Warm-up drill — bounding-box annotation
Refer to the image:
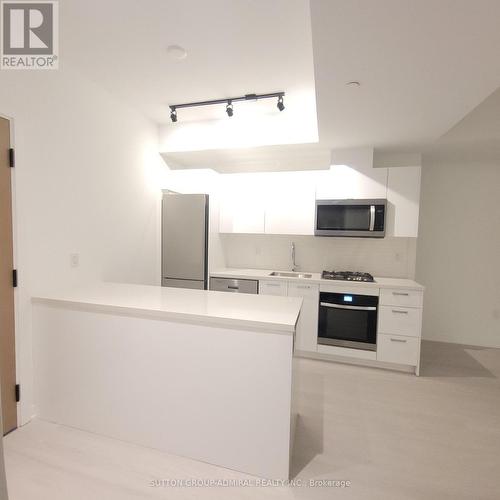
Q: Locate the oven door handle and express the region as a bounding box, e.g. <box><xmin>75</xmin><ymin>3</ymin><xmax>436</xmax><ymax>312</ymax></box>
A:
<box><xmin>320</xmin><ymin>302</ymin><xmax>377</xmax><ymax>311</ymax></box>
<box><xmin>369</xmin><ymin>205</ymin><xmax>375</xmax><ymax>231</ymax></box>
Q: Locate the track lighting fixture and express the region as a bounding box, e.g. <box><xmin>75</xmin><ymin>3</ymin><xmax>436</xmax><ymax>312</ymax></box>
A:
<box><xmin>168</xmin><ymin>91</ymin><xmax>285</xmax><ymax>122</ymax></box>
<box><xmin>277</xmin><ymin>95</ymin><xmax>285</xmax><ymax>112</ymax></box>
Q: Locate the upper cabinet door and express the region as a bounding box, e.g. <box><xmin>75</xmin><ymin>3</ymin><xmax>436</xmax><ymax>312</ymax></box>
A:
<box><xmin>219</xmin><ymin>193</ymin><xmax>265</xmax><ymax>233</ymax></box>
<box><xmin>315</xmin><ymin>165</ymin><xmax>388</xmax><ymax>200</ymax></box>
<box><xmin>219</xmin><ymin>175</ymin><xmax>266</xmax><ymax>233</ymax></box>
<box><xmin>386</xmin><ymin>167</ymin><xmax>421</xmax><ymax>237</ymax></box>
<box><xmin>264</xmin><ymin>173</ymin><xmax>315</xmax><ymax>235</ymax></box>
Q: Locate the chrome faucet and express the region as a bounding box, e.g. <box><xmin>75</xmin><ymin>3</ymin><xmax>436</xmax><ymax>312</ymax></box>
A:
<box><xmin>291</xmin><ymin>242</ymin><xmax>298</xmax><ymax>271</ymax></box>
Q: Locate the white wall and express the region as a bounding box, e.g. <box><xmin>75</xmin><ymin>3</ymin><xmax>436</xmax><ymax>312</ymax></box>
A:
<box><xmin>416</xmin><ymin>157</ymin><xmax>500</xmax><ymax>347</ymax></box>
<box><xmin>0</xmin><ymin>68</ymin><xmax>166</xmax><ymax>424</ymax></box>
<box><xmin>221</xmin><ymin>234</ymin><xmax>417</xmax><ymax>278</ymax></box>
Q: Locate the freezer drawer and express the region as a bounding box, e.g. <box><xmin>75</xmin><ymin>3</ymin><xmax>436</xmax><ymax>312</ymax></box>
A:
<box><xmin>210</xmin><ymin>277</ymin><xmax>259</xmax><ymax>294</ymax></box>
<box><xmin>162</xmin><ymin>278</ymin><xmax>205</xmax><ymax>290</ymax></box>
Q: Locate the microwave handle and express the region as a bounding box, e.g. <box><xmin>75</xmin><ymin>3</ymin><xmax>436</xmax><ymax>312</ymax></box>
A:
<box><xmin>369</xmin><ymin>205</ymin><xmax>375</xmax><ymax>231</ymax></box>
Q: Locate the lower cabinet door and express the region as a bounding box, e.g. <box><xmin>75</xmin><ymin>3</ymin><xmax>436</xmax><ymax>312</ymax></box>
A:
<box><xmin>288</xmin><ymin>282</ymin><xmax>319</xmax><ymax>353</ymax></box>
<box><xmin>259</xmin><ymin>280</ymin><xmax>288</xmax><ymax>296</ymax></box>
<box><xmin>377</xmin><ymin>333</ymin><xmax>419</xmax><ymax>366</ymax></box>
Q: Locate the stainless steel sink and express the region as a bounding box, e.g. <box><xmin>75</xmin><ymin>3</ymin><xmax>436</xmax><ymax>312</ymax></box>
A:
<box><xmin>269</xmin><ymin>271</ymin><xmax>312</xmax><ymax>279</ymax></box>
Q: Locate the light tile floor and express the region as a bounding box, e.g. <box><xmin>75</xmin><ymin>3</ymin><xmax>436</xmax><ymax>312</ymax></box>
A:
<box><xmin>4</xmin><ymin>340</ymin><xmax>500</xmax><ymax>500</ymax></box>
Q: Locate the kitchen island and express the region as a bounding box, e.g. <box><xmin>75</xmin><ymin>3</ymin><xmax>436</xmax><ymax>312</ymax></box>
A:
<box><xmin>32</xmin><ymin>283</ymin><xmax>302</xmax><ymax>480</ymax></box>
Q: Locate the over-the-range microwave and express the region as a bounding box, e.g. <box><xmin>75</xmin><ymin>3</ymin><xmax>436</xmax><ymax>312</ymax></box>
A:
<box><xmin>315</xmin><ymin>199</ymin><xmax>387</xmax><ymax>238</ymax></box>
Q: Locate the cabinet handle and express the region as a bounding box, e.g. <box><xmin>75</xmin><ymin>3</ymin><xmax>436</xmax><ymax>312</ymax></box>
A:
<box><xmin>227</xmin><ymin>286</ymin><xmax>239</xmax><ymax>290</ymax></box>
<box><xmin>266</xmin><ymin>283</ymin><xmax>281</xmax><ymax>287</ymax></box>
<box><xmin>390</xmin><ymin>338</ymin><xmax>407</xmax><ymax>343</ymax></box>
<box><xmin>392</xmin><ymin>292</ymin><xmax>409</xmax><ymax>296</ymax></box>
<box><xmin>296</xmin><ymin>285</ymin><xmax>311</xmax><ymax>289</ymax></box>
<box><xmin>392</xmin><ymin>309</ymin><xmax>409</xmax><ymax>314</ymax></box>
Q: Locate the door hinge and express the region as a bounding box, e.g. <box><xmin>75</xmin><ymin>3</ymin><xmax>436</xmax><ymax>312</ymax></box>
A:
<box><xmin>15</xmin><ymin>384</ymin><xmax>20</xmax><ymax>403</ymax></box>
<box><xmin>9</xmin><ymin>148</ymin><xmax>15</xmax><ymax>168</ymax></box>
<box><xmin>12</xmin><ymin>269</ymin><xmax>17</xmax><ymax>288</ymax></box>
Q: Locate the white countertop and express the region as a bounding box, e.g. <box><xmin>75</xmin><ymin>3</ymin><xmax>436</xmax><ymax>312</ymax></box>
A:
<box><xmin>210</xmin><ymin>268</ymin><xmax>424</xmax><ymax>291</ymax></box>
<box><xmin>32</xmin><ymin>282</ymin><xmax>303</xmax><ymax>334</ymax></box>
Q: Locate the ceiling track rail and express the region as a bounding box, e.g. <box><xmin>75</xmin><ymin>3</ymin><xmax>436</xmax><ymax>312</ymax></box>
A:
<box><xmin>169</xmin><ymin>92</ymin><xmax>285</xmax><ymax>111</ymax></box>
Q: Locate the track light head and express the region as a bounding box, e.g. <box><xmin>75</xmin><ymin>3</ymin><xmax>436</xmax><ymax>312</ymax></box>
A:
<box><xmin>277</xmin><ymin>95</ymin><xmax>285</xmax><ymax>112</ymax></box>
<box><xmin>226</xmin><ymin>101</ymin><xmax>233</xmax><ymax>117</ymax></box>
<box><xmin>170</xmin><ymin>108</ymin><xmax>177</xmax><ymax>122</ymax></box>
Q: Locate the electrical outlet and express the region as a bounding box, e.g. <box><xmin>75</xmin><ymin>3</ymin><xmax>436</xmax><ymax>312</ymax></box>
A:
<box><xmin>70</xmin><ymin>253</ymin><xmax>80</xmax><ymax>268</ymax></box>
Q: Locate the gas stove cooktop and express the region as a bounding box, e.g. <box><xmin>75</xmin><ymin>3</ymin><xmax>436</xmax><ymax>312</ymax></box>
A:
<box><xmin>321</xmin><ymin>270</ymin><xmax>375</xmax><ymax>282</ymax></box>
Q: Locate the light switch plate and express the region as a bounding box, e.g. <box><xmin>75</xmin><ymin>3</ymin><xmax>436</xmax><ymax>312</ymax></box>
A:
<box><xmin>70</xmin><ymin>253</ymin><xmax>80</xmax><ymax>268</ymax></box>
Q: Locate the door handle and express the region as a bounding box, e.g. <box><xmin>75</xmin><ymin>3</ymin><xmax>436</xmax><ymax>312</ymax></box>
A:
<box><xmin>320</xmin><ymin>302</ymin><xmax>377</xmax><ymax>311</ymax></box>
<box><xmin>369</xmin><ymin>205</ymin><xmax>375</xmax><ymax>231</ymax></box>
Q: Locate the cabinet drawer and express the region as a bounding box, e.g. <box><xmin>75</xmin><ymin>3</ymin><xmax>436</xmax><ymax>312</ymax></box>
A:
<box><xmin>259</xmin><ymin>280</ymin><xmax>287</xmax><ymax>296</ymax></box>
<box><xmin>288</xmin><ymin>282</ymin><xmax>319</xmax><ymax>298</ymax></box>
<box><xmin>378</xmin><ymin>306</ymin><xmax>422</xmax><ymax>337</ymax></box>
<box><xmin>380</xmin><ymin>288</ymin><xmax>423</xmax><ymax>308</ymax></box>
<box><xmin>377</xmin><ymin>334</ymin><xmax>419</xmax><ymax>366</ymax></box>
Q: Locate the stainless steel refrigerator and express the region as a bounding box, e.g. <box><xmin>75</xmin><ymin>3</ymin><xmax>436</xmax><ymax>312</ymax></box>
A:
<box><xmin>161</xmin><ymin>192</ymin><xmax>209</xmax><ymax>290</ymax></box>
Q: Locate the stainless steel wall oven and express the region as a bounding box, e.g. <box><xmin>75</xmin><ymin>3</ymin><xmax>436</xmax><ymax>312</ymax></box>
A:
<box><xmin>318</xmin><ymin>291</ymin><xmax>378</xmax><ymax>351</ymax></box>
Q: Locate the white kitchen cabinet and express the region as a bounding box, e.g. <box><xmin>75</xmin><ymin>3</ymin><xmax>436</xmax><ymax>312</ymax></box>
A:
<box><xmin>315</xmin><ymin>164</ymin><xmax>388</xmax><ymax>200</ymax></box>
<box><xmin>219</xmin><ymin>193</ymin><xmax>265</xmax><ymax>233</ymax></box>
<box><xmin>259</xmin><ymin>279</ymin><xmax>319</xmax><ymax>354</ymax></box>
<box><xmin>218</xmin><ymin>175</ymin><xmax>266</xmax><ymax>233</ymax></box>
<box><xmin>259</xmin><ymin>280</ymin><xmax>288</xmax><ymax>296</ymax></box>
<box><xmin>386</xmin><ymin>166</ymin><xmax>421</xmax><ymax>237</ymax></box>
<box><xmin>264</xmin><ymin>175</ymin><xmax>315</xmax><ymax>235</ymax></box>
<box><xmin>377</xmin><ymin>285</ymin><xmax>423</xmax><ymax>374</ymax></box>
<box><xmin>216</xmin><ymin>271</ymin><xmax>424</xmax><ymax>374</ymax></box>
<box><xmin>217</xmin><ymin>166</ymin><xmax>422</xmax><ymax>236</ymax></box>
<box><xmin>287</xmin><ymin>282</ymin><xmax>319</xmax><ymax>353</ymax></box>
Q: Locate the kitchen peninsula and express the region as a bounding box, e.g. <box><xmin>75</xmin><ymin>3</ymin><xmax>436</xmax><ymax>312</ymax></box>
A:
<box><xmin>32</xmin><ymin>283</ymin><xmax>302</xmax><ymax>480</ymax></box>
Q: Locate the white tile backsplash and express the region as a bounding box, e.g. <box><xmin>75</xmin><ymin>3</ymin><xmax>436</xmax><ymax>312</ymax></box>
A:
<box><xmin>220</xmin><ymin>234</ymin><xmax>417</xmax><ymax>279</ymax></box>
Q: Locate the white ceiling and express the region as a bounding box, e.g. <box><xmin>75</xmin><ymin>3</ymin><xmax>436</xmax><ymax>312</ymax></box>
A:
<box><xmin>311</xmin><ymin>0</ymin><xmax>500</xmax><ymax>152</ymax></box>
<box><xmin>62</xmin><ymin>0</ymin><xmax>316</xmax><ymax>126</ymax></box>
<box><xmin>61</xmin><ymin>0</ymin><xmax>500</xmax><ymax>170</ymax></box>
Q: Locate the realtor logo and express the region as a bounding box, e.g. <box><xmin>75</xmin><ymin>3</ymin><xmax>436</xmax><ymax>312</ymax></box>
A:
<box><xmin>1</xmin><ymin>1</ymin><xmax>58</xmax><ymax>69</ymax></box>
